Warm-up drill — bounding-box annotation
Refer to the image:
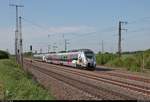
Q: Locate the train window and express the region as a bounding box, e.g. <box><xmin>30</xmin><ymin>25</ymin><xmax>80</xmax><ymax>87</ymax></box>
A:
<box><xmin>61</xmin><ymin>55</ymin><xmax>64</xmax><ymax>61</ymax></box>
<box><xmin>72</xmin><ymin>54</ymin><xmax>78</xmax><ymax>60</ymax></box>
<box><xmin>63</xmin><ymin>55</ymin><xmax>67</xmax><ymax>61</ymax></box>
<box><xmin>61</xmin><ymin>56</ymin><xmax>63</xmax><ymax>61</ymax></box>
<box><xmin>84</xmin><ymin>51</ymin><xmax>94</xmax><ymax>59</ymax></box>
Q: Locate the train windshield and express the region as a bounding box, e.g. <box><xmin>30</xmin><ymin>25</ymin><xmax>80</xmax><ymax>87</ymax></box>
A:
<box><xmin>84</xmin><ymin>51</ymin><xmax>95</xmax><ymax>59</ymax></box>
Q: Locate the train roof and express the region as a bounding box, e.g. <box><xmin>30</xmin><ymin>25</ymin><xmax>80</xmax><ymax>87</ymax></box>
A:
<box><xmin>34</xmin><ymin>49</ymin><xmax>94</xmax><ymax>55</ymax></box>
<box><xmin>68</xmin><ymin>49</ymin><xmax>93</xmax><ymax>52</ymax></box>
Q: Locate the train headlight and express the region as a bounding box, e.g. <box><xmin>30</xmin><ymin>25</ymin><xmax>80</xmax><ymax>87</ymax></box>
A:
<box><xmin>72</xmin><ymin>60</ymin><xmax>77</xmax><ymax>64</ymax></box>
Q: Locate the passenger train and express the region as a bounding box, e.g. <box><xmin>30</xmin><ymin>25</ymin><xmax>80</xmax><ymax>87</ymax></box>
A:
<box><xmin>33</xmin><ymin>49</ymin><xmax>96</xmax><ymax>70</ymax></box>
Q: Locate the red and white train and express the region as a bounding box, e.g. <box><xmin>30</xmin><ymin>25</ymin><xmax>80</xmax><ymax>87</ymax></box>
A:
<box><xmin>33</xmin><ymin>49</ymin><xmax>96</xmax><ymax>70</ymax></box>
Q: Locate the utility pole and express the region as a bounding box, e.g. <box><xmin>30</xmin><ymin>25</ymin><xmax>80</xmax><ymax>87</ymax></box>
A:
<box><xmin>19</xmin><ymin>16</ymin><xmax>23</xmax><ymax>68</ymax></box>
<box><xmin>65</xmin><ymin>39</ymin><xmax>69</xmax><ymax>51</ymax></box>
<box><xmin>9</xmin><ymin>4</ymin><xmax>24</xmax><ymax>64</ymax></box>
<box><xmin>118</xmin><ymin>21</ymin><xmax>127</xmax><ymax>58</ymax></box>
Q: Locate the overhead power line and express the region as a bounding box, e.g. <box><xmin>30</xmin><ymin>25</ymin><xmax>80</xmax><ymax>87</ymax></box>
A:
<box><xmin>21</xmin><ymin>17</ymin><xmax>55</xmax><ymax>36</ymax></box>
<box><xmin>128</xmin><ymin>16</ymin><xmax>150</xmax><ymax>24</ymax></box>
<box><xmin>21</xmin><ymin>17</ymin><xmax>46</xmax><ymax>30</ymax></box>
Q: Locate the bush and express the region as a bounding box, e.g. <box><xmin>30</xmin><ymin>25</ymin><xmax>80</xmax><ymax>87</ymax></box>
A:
<box><xmin>123</xmin><ymin>57</ymin><xmax>136</xmax><ymax>67</ymax></box>
<box><xmin>96</xmin><ymin>53</ymin><xmax>117</xmax><ymax>65</ymax></box>
<box><xmin>0</xmin><ymin>50</ymin><xmax>9</xmax><ymax>59</ymax></box>
<box><xmin>145</xmin><ymin>57</ymin><xmax>150</xmax><ymax>69</ymax></box>
<box><xmin>123</xmin><ymin>57</ymin><xmax>140</xmax><ymax>72</ymax></box>
<box><xmin>107</xmin><ymin>58</ymin><xmax>124</xmax><ymax>67</ymax></box>
<box><xmin>144</xmin><ymin>51</ymin><xmax>150</xmax><ymax>69</ymax></box>
<box><xmin>128</xmin><ymin>64</ymin><xmax>141</xmax><ymax>72</ymax></box>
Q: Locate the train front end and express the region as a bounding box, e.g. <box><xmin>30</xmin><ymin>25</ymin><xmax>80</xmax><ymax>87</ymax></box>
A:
<box><xmin>83</xmin><ymin>50</ymin><xmax>96</xmax><ymax>70</ymax></box>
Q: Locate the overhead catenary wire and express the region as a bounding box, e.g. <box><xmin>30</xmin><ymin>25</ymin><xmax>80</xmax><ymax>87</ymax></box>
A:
<box><xmin>21</xmin><ymin>16</ymin><xmax>150</xmax><ymax>53</ymax></box>
<box><xmin>21</xmin><ymin>17</ymin><xmax>56</xmax><ymax>37</ymax></box>
<box><xmin>22</xmin><ymin>17</ymin><xmax>117</xmax><ymax>39</ymax></box>
<box><xmin>128</xmin><ymin>16</ymin><xmax>150</xmax><ymax>25</ymax></box>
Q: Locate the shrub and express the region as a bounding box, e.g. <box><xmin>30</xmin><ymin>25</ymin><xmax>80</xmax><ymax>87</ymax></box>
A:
<box><xmin>0</xmin><ymin>50</ymin><xmax>9</xmax><ymax>59</ymax></box>
<box><xmin>123</xmin><ymin>57</ymin><xmax>140</xmax><ymax>72</ymax></box>
<box><xmin>123</xmin><ymin>57</ymin><xmax>136</xmax><ymax>67</ymax></box>
<box><xmin>96</xmin><ymin>53</ymin><xmax>117</xmax><ymax>65</ymax></box>
<box><xmin>145</xmin><ymin>57</ymin><xmax>150</xmax><ymax>69</ymax></box>
<box><xmin>128</xmin><ymin>64</ymin><xmax>141</xmax><ymax>72</ymax></box>
<box><xmin>144</xmin><ymin>52</ymin><xmax>150</xmax><ymax>69</ymax></box>
<box><xmin>106</xmin><ymin>58</ymin><xmax>124</xmax><ymax>67</ymax></box>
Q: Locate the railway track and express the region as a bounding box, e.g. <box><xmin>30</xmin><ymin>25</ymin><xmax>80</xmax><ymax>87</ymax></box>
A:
<box><xmin>95</xmin><ymin>66</ymin><xmax>150</xmax><ymax>83</ymax></box>
<box><xmin>101</xmin><ymin>71</ymin><xmax>150</xmax><ymax>83</ymax></box>
<box><xmin>24</xmin><ymin>59</ymin><xmax>150</xmax><ymax>100</ymax></box>
<box><xmin>32</xmin><ymin>59</ymin><xmax>150</xmax><ymax>92</ymax></box>
<box><xmin>24</xmin><ymin>60</ymin><xmax>134</xmax><ymax>100</ymax></box>
<box><xmin>34</xmin><ymin>59</ymin><xmax>150</xmax><ymax>84</ymax></box>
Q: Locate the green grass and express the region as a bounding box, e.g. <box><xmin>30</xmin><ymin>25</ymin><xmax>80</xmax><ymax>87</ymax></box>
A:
<box><xmin>0</xmin><ymin>58</ymin><xmax>55</xmax><ymax>100</ymax></box>
<box><xmin>0</xmin><ymin>82</ymin><xmax>4</xmax><ymax>100</ymax></box>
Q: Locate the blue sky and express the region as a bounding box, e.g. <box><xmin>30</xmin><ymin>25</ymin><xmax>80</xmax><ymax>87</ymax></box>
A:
<box><xmin>0</xmin><ymin>0</ymin><xmax>150</xmax><ymax>54</ymax></box>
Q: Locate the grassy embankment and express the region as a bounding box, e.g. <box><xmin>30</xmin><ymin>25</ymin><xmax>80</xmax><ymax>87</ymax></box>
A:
<box><xmin>96</xmin><ymin>49</ymin><xmax>150</xmax><ymax>72</ymax></box>
<box><xmin>0</xmin><ymin>81</ymin><xmax>4</xmax><ymax>100</ymax></box>
<box><xmin>0</xmin><ymin>58</ymin><xmax>55</xmax><ymax>100</ymax></box>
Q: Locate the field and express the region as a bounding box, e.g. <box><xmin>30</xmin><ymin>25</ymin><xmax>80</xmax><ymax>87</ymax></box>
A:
<box><xmin>96</xmin><ymin>49</ymin><xmax>150</xmax><ymax>72</ymax></box>
<box><xmin>0</xmin><ymin>58</ymin><xmax>55</xmax><ymax>100</ymax></box>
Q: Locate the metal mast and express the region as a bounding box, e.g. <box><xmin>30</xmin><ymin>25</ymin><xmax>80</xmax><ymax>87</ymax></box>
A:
<box><xmin>19</xmin><ymin>16</ymin><xmax>23</xmax><ymax>68</ymax></box>
<box><xmin>9</xmin><ymin>4</ymin><xmax>24</xmax><ymax>63</ymax></box>
<box><xmin>118</xmin><ymin>21</ymin><xmax>127</xmax><ymax>57</ymax></box>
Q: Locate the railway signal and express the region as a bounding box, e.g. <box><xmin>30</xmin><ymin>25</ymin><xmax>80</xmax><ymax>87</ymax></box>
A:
<box><xmin>30</xmin><ymin>45</ymin><xmax>32</xmax><ymax>52</ymax></box>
